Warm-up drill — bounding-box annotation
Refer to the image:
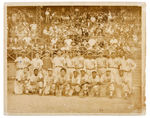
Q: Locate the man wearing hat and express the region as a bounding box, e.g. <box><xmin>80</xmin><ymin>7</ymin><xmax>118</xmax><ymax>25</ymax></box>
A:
<box><xmin>71</xmin><ymin>70</ymin><xmax>81</xmax><ymax>95</ymax></box>
<box><xmin>84</xmin><ymin>52</ymin><xmax>97</xmax><ymax>76</ymax></box>
<box><xmin>73</xmin><ymin>50</ymin><xmax>84</xmax><ymax>73</ymax></box>
<box><xmin>96</xmin><ymin>51</ymin><xmax>107</xmax><ymax>75</ymax></box>
<box><xmin>65</xmin><ymin>51</ymin><xmax>75</xmax><ymax>78</ymax></box>
<box><xmin>43</xmin><ymin>68</ymin><xmax>54</xmax><ymax>95</ymax></box>
<box><xmin>107</xmin><ymin>52</ymin><xmax>120</xmax><ymax>84</ymax></box>
<box><xmin>31</xmin><ymin>52</ymin><xmax>43</xmax><ymax>71</ymax></box>
<box><xmin>88</xmin><ymin>71</ymin><xmax>100</xmax><ymax>97</ymax></box>
<box><xmin>28</xmin><ymin>69</ymin><xmax>43</xmax><ymax>94</ymax></box>
<box><xmin>42</xmin><ymin>50</ymin><xmax>53</xmax><ymax>78</ymax></box>
<box><xmin>100</xmin><ymin>69</ymin><xmax>112</xmax><ymax>97</ymax></box>
<box><xmin>53</xmin><ymin>50</ymin><xmax>66</xmax><ymax>76</ymax></box>
<box><xmin>121</xmin><ymin>56</ymin><xmax>136</xmax><ymax>95</ymax></box>
<box><xmin>14</xmin><ymin>51</ymin><xmax>30</xmax><ymax>94</ymax></box>
<box><xmin>80</xmin><ymin>69</ymin><xmax>88</xmax><ymax>85</ymax></box>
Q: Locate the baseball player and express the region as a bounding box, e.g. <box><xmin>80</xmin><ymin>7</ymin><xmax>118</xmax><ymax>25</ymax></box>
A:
<box><xmin>84</xmin><ymin>52</ymin><xmax>97</xmax><ymax>76</ymax></box>
<box><xmin>65</xmin><ymin>51</ymin><xmax>75</xmax><ymax>78</ymax></box>
<box><xmin>23</xmin><ymin>67</ymin><xmax>31</xmax><ymax>94</ymax></box>
<box><xmin>28</xmin><ymin>69</ymin><xmax>43</xmax><ymax>94</ymax></box>
<box><xmin>80</xmin><ymin>69</ymin><xmax>88</xmax><ymax>85</ymax></box>
<box><xmin>109</xmin><ymin>82</ymin><xmax>115</xmax><ymax>98</ymax></box>
<box><xmin>125</xmin><ymin>57</ymin><xmax>136</xmax><ymax>94</ymax></box>
<box><xmin>71</xmin><ymin>70</ymin><xmax>81</xmax><ymax>95</ymax></box>
<box><xmin>42</xmin><ymin>50</ymin><xmax>53</xmax><ymax>78</ymax></box>
<box><xmin>73</xmin><ymin>51</ymin><xmax>84</xmax><ymax>72</ymax></box>
<box><xmin>14</xmin><ymin>52</ymin><xmax>26</xmax><ymax>94</ymax></box>
<box><xmin>31</xmin><ymin>52</ymin><xmax>43</xmax><ymax>71</ymax></box>
<box><xmin>107</xmin><ymin>52</ymin><xmax>120</xmax><ymax>84</ymax></box>
<box><xmin>89</xmin><ymin>71</ymin><xmax>100</xmax><ymax>97</ymax></box>
<box><xmin>122</xmin><ymin>81</ymin><xmax>130</xmax><ymax>99</ymax></box>
<box><xmin>43</xmin><ymin>68</ymin><xmax>54</xmax><ymax>95</ymax></box>
<box><xmin>96</xmin><ymin>52</ymin><xmax>107</xmax><ymax>75</ymax></box>
<box><xmin>53</xmin><ymin>50</ymin><xmax>66</xmax><ymax>76</ymax></box>
<box><xmin>100</xmin><ymin>70</ymin><xmax>112</xmax><ymax>97</ymax></box>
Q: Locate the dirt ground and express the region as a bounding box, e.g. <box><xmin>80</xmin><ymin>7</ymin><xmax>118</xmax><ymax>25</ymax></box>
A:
<box><xmin>5</xmin><ymin>80</ymin><xmax>142</xmax><ymax>115</ymax></box>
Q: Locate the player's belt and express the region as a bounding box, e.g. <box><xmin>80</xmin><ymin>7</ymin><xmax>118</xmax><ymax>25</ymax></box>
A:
<box><xmin>109</xmin><ymin>67</ymin><xmax>118</xmax><ymax>69</ymax></box>
<box><xmin>124</xmin><ymin>70</ymin><xmax>131</xmax><ymax>72</ymax></box>
<box><xmin>75</xmin><ymin>67</ymin><xmax>83</xmax><ymax>69</ymax></box>
<box><xmin>67</xmin><ymin>67</ymin><xmax>74</xmax><ymax>69</ymax></box>
<box><xmin>55</xmin><ymin>66</ymin><xmax>63</xmax><ymax>68</ymax></box>
<box><xmin>97</xmin><ymin>66</ymin><xmax>106</xmax><ymax>68</ymax></box>
<box><xmin>17</xmin><ymin>68</ymin><xmax>24</xmax><ymax>70</ymax></box>
<box><xmin>86</xmin><ymin>68</ymin><xmax>95</xmax><ymax>70</ymax></box>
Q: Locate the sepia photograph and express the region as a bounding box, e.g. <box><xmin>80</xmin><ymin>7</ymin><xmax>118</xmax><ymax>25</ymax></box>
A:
<box><xmin>4</xmin><ymin>2</ymin><xmax>146</xmax><ymax>115</ymax></box>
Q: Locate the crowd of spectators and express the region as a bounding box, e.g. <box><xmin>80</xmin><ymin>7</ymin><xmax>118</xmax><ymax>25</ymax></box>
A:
<box><xmin>7</xmin><ymin>6</ymin><xmax>141</xmax><ymax>59</ymax></box>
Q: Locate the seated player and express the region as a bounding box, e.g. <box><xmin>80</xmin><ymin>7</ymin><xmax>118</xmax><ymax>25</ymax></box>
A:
<box><xmin>109</xmin><ymin>81</ymin><xmax>115</xmax><ymax>98</ymax></box>
<box><xmin>80</xmin><ymin>69</ymin><xmax>88</xmax><ymax>85</ymax></box>
<box><xmin>71</xmin><ymin>70</ymin><xmax>81</xmax><ymax>95</ymax></box>
<box><xmin>50</xmin><ymin>83</ymin><xmax>56</xmax><ymax>95</ymax></box>
<box><xmin>116</xmin><ymin>69</ymin><xmax>125</xmax><ymax>98</ymax></box>
<box><xmin>28</xmin><ymin>69</ymin><xmax>43</xmax><ymax>94</ymax></box>
<box><xmin>79</xmin><ymin>83</ymin><xmax>89</xmax><ymax>97</ymax></box>
<box><xmin>89</xmin><ymin>71</ymin><xmax>100</xmax><ymax>97</ymax></box>
<box><xmin>23</xmin><ymin>67</ymin><xmax>30</xmax><ymax>94</ymax></box>
<box><xmin>56</xmin><ymin>68</ymin><xmax>67</xmax><ymax>96</ymax></box>
<box><xmin>122</xmin><ymin>81</ymin><xmax>130</xmax><ymax>99</ymax></box>
<box><xmin>14</xmin><ymin>75</ymin><xmax>24</xmax><ymax>95</ymax></box>
<box><xmin>14</xmin><ymin>52</ymin><xmax>25</xmax><ymax>95</ymax></box>
<box><xmin>100</xmin><ymin>70</ymin><xmax>112</xmax><ymax>97</ymax></box>
<box><xmin>43</xmin><ymin>68</ymin><xmax>53</xmax><ymax>95</ymax></box>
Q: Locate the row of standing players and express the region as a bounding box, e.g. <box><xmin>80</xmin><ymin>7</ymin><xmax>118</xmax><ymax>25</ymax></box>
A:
<box><xmin>14</xmin><ymin>50</ymin><xmax>136</xmax><ymax>98</ymax></box>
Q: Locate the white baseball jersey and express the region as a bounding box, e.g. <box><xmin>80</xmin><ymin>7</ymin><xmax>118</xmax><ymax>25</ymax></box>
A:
<box><xmin>30</xmin><ymin>24</ymin><xmax>37</xmax><ymax>31</ymax></box>
<box><xmin>73</xmin><ymin>56</ymin><xmax>84</xmax><ymax>69</ymax></box>
<box><xmin>23</xmin><ymin>57</ymin><xmax>31</xmax><ymax>68</ymax></box>
<box><xmin>65</xmin><ymin>56</ymin><xmax>74</xmax><ymax>68</ymax></box>
<box><xmin>126</xmin><ymin>59</ymin><xmax>136</xmax><ymax>71</ymax></box>
<box><xmin>90</xmin><ymin>75</ymin><xmax>100</xmax><ymax>84</ymax></box>
<box><xmin>45</xmin><ymin>11</ymin><xmax>50</xmax><ymax>16</ymax></box>
<box><xmin>31</xmin><ymin>58</ymin><xmax>43</xmax><ymax>70</ymax></box>
<box><xmin>30</xmin><ymin>72</ymin><xmax>43</xmax><ymax>83</ymax></box>
<box><xmin>53</xmin><ymin>56</ymin><xmax>65</xmax><ymax>67</ymax></box>
<box><xmin>15</xmin><ymin>57</ymin><xmax>24</xmax><ymax>69</ymax></box>
<box><xmin>72</xmin><ymin>75</ymin><xmax>81</xmax><ymax>85</ymax></box>
<box><xmin>85</xmin><ymin>58</ymin><xmax>96</xmax><ymax>70</ymax></box>
<box><xmin>80</xmin><ymin>74</ymin><xmax>88</xmax><ymax>83</ymax></box>
<box><xmin>96</xmin><ymin>57</ymin><xmax>107</xmax><ymax>68</ymax></box>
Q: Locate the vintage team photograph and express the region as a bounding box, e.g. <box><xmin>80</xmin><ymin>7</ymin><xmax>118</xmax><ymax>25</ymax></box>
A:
<box><xmin>4</xmin><ymin>2</ymin><xmax>146</xmax><ymax>115</ymax></box>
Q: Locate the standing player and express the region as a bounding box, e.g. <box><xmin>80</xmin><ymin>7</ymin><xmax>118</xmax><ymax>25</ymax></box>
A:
<box><xmin>65</xmin><ymin>51</ymin><xmax>75</xmax><ymax>78</ymax></box>
<box><xmin>28</xmin><ymin>69</ymin><xmax>43</xmax><ymax>94</ymax></box>
<box><xmin>43</xmin><ymin>68</ymin><xmax>54</xmax><ymax>95</ymax></box>
<box><xmin>53</xmin><ymin>50</ymin><xmax>66</xmax><ymax>76</ymax></box>
<box><xmin>31</xmin><ymin>52</ymin><xmax>43</xmax><ymax>71</ymax></box>
<box><xmin>100</xmin><ymin>70</ymin><xmax>112</xmax><ymax>97</ymax></box>
<box><xmin>71</xmin><ymin>70</ymin><xmax>81</xmax><ymax>95</ymax></box>
<box><xmin>73</xmin><ymin>51</ymin><xmax>84</xmax><ymax>72</ymax></box>
<box><xmin>122</xmin><ymin>55</ymin><xmax>136</xmax><ymax>94</ymax></box>
<box><xmin>96</xmin><ymin>52</ymin><xmax>107</xmax><ymax>76</ymax></box>
<box><xmin>56</xmin><ymin>68</ymin><xmax>68</xmax><ymax>96</ymax></box>
<box><xmin>84</xmin><ymin>52</ymin><xmax>97</xmax><ymax>77</ymax></box>
<box><xmin>107</xmin><ymin>52</ymin><xmax>120</xmax><ymax>84</ymax></box>
<box><xmin>89</xmin><ymin>71</ymin><xmax>100</xmax><ymax>97</ymax></box>
<box><xmin>14</xmin><ymin>51</ymin><xmax>29</xmax><ymax>94</ymax></box>
<box><xmin>42</xmin><ymin>50</ymin><xmax>53</xmax><ymax>78</ymax></box>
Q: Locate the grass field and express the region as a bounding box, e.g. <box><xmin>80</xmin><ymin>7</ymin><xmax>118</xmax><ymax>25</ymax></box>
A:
<box><xmin>5</xmin><ymin>58</ymin><xmax>144</xmax><ymax>114</ymax></box>
<box><xmin>5</xmin><ymin>80</ymin><xmax>143</xmax><ymax>115</ymax></box>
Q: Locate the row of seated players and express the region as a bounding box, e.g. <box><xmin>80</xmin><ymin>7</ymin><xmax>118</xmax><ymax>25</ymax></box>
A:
<box><xmin>14</xmin><ymin>67</ymin><xmax>130</xmax><ymax>99</ymax></box>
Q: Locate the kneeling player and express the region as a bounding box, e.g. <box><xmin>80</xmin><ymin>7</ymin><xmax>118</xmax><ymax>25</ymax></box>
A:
<box><xmin>89</xmin><ymin>71</ymin><xmax>100</xmax><ymax>97</ymax></box>
<box><xmin>71</xmin><ymin>70</ymin><xmax>81</xmax><ymax>95</ymax></box>
<box><xmin>43</xmin><ymin>68</ymin><xmax>54</xmax><ymax>95</ymax></box>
